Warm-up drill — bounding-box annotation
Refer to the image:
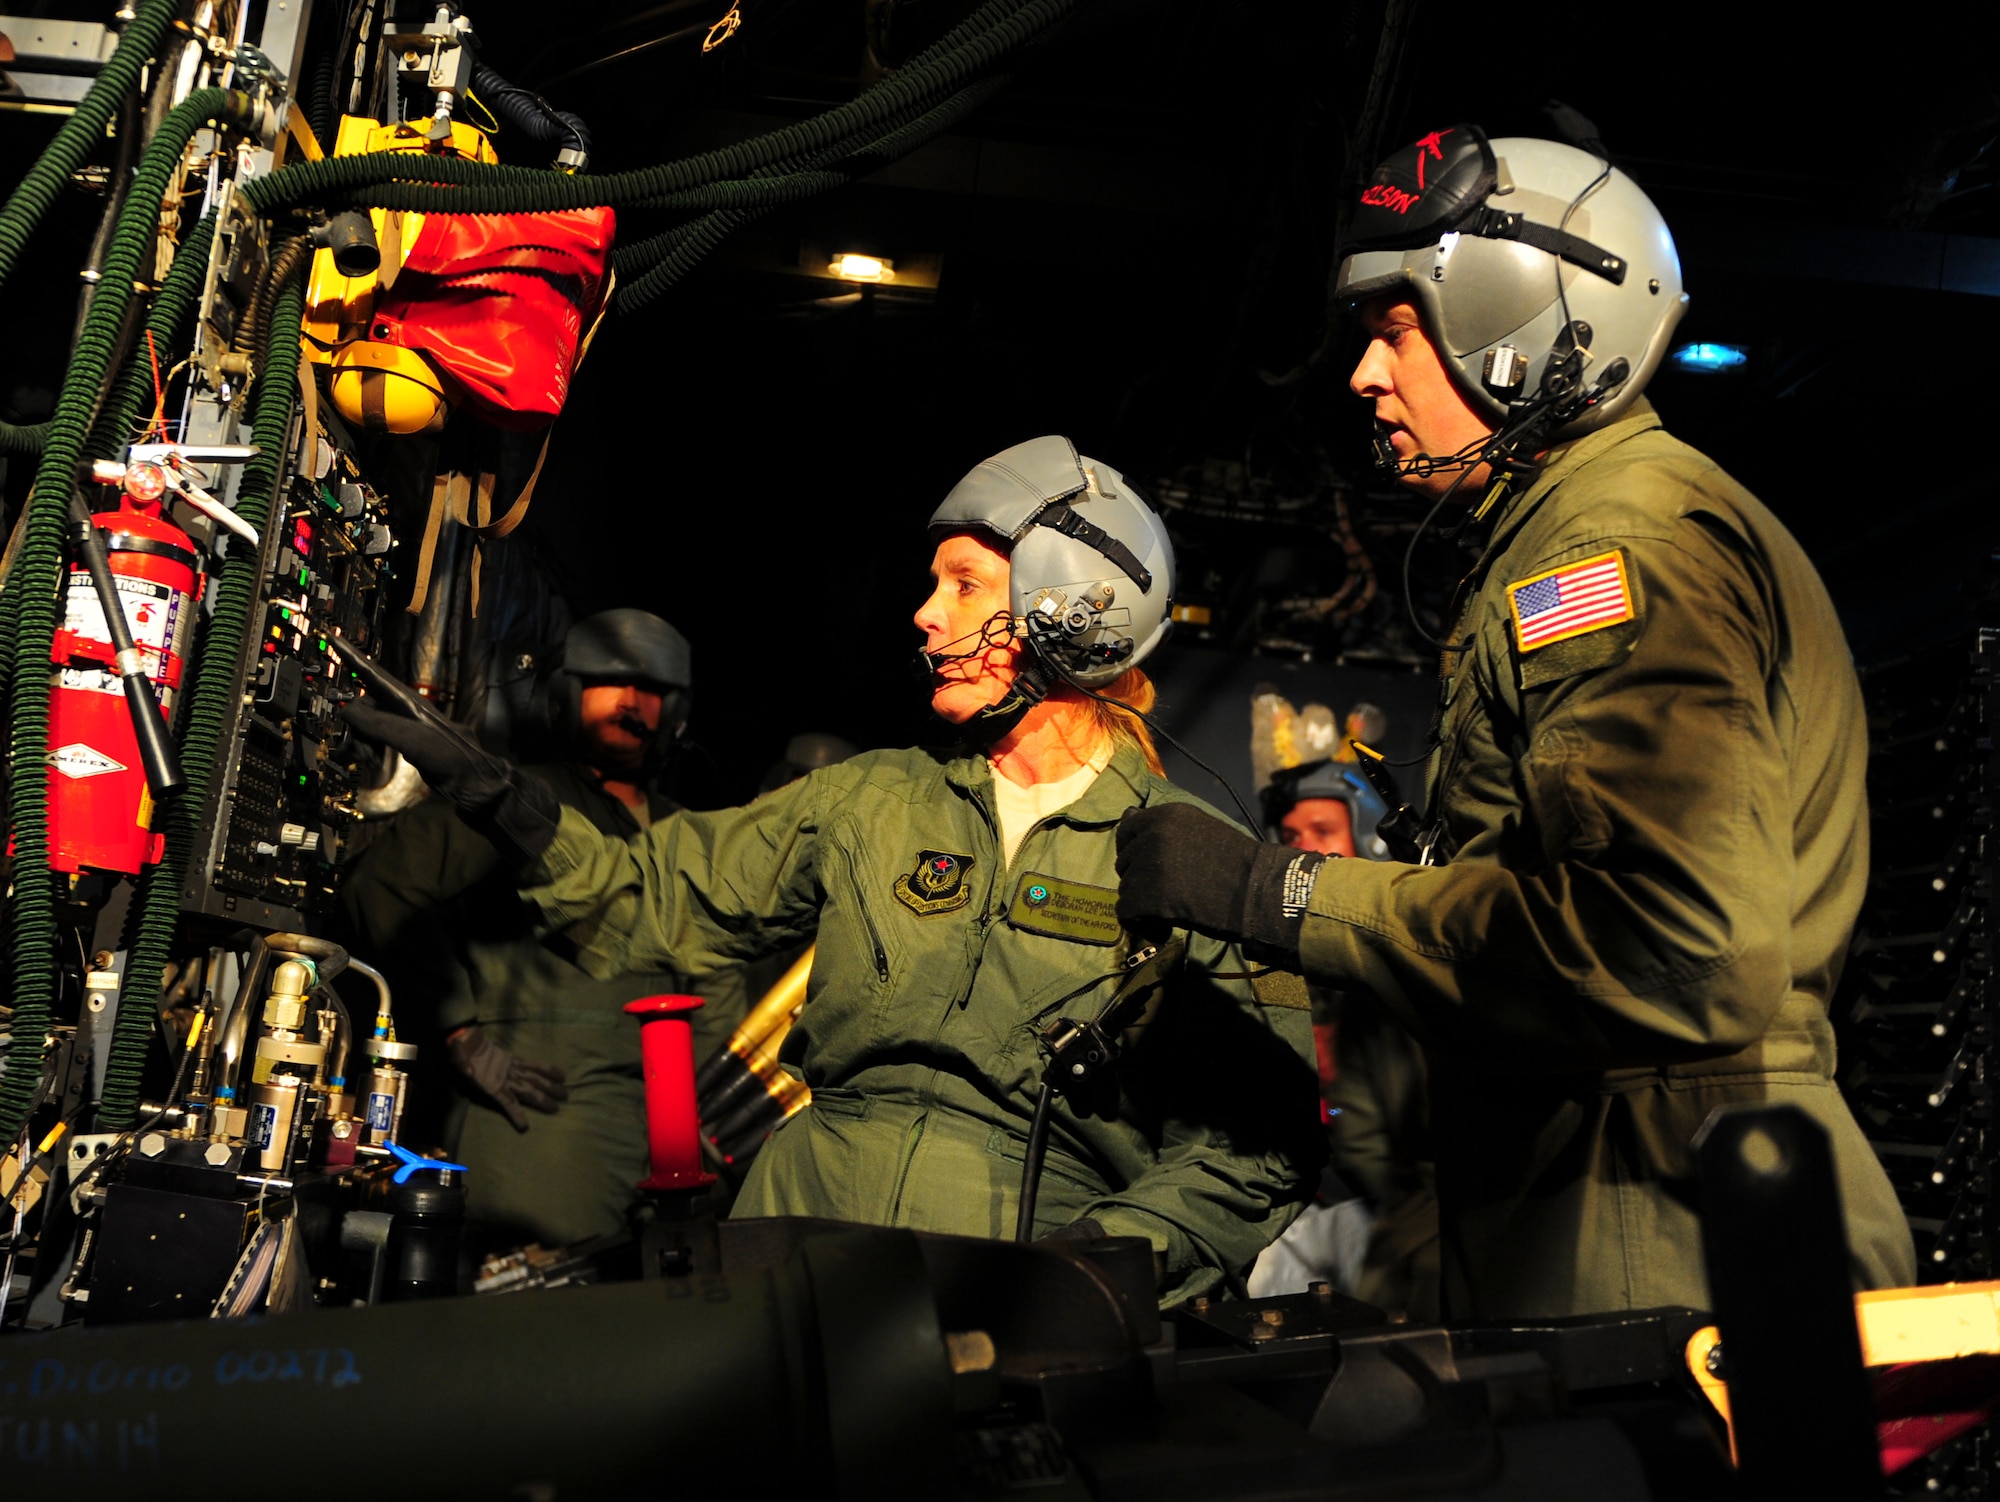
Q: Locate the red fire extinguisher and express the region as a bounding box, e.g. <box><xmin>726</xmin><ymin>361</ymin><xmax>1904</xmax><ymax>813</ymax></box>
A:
<box><xmin>47</xmin><ymin>462</ymin><xmax>202</xmax><ymax>875</ymax></box>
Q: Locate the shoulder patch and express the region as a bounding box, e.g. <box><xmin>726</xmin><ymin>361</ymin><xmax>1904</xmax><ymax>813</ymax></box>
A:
<box><xmin>1507</xmin><ymin>549</ymin><xmax>1635</xmax><ymax>653</ymax></box>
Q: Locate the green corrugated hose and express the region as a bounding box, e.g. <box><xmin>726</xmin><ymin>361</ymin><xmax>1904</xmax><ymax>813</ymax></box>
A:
<box><xmin>0</xmin><ymin>88</ymin><xmax>231</xmax><ymax>1146</ymax></box>
<box><xmin>99</xmin><ymin>276</ymin><xmax>304</xmax><ymax>1127</ymax></box>
<box><xmin>0</xmin><ymin>0</ymin><xmax>182</xmax><ymax>460</ymax></box>
<box><xmin>239</xmin><ymin>0</ymin><xmax>1076</xmax><ymax>223</ymax></box>
<box><xmin>86</xmin><ymin>211</ymin><xmax>218</xmax><ymax>460</ymax></box>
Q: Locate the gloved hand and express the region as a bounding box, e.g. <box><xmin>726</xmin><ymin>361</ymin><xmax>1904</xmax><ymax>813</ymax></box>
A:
<box><xmin>1035</xmin><ymin>1217</ymin><xmax>1107</xmax><ymax>1247</ymax></box>
<box><xmin>446</xmin><ymin>1024</ymin><xmax>570</xmax><ymax>1133</ymax></box>
<box><xmin>1115</xmin><ymin>803</ymin><xmax>1327</xmax><ymax>958</ymax></box>
<box><xmin>340</xmin><ymin>646</ymin><xmax>559</xmax><ymax>860</ymax></box>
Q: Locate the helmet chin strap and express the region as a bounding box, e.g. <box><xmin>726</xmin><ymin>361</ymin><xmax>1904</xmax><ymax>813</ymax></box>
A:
<box><xmin>911</xmin><ymin>612</ymin><xmax>1058</xmax><ymax>747</ymax></box>
<box><xmin>955</xmin><ymin>655</ymin><xmax>1053</xmax><ymax>746</ymax></box>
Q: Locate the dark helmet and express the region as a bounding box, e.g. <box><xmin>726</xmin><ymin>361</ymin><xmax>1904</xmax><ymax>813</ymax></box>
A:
<box><xmin>1263</xmin><ymin>758</ymin><xmax>1393</xmax><ymax>860</ymax></box>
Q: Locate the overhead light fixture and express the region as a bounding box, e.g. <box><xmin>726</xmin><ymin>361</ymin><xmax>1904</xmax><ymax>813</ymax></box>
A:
<box><xmin>1670</xmin><ymin>342</ymin><xmax>1749</xmax><ymax>374</ymax></box>
<box><xmin>828</xmin><ymin>252</ymin><xmax>894</xmax><ymax>283</ymax></box>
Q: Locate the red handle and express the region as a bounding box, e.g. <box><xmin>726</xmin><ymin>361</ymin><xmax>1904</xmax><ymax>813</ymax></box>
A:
<box><xmin>624</xmin><ymin>995</ymin><xmax>717</xmax><ymax>1191</ymax></box>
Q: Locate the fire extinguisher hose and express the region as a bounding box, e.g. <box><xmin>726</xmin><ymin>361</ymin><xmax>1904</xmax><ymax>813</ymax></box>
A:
<box><xmin>0</xmin><ymin>87</ymin><xmax>238</xmax><ymax>1144</ymax></box>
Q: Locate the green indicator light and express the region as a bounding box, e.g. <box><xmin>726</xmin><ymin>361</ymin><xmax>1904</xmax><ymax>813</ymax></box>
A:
<box><xmin>278</xmin><ymin>607</ymin><xmax>290</xmax><ymax>621</ymax></box>
<box><xmin>297</xmin><ymin>568</ymin><xmax>309</xmax><ymax>587</ymax></box>
<box><xmin>318</xmin><ymin>639</ymin><xmax>327</xmax><ymax>651</ymax></box>
<box><xmin>299</xmin><ymin>774</ymin><xmax>308</xmax><ymax>785</ymax></box>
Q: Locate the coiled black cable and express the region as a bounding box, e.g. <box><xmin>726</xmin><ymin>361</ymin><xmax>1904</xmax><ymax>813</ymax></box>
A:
<box><xmin>470</xmin><ymin>60</ymin><xmax>590</xmax><ymax>168</ymax></box>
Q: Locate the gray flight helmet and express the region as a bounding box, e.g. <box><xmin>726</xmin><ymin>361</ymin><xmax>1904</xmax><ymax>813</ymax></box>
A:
<box><xmin>928</xmin><ymin>435</ymin><xmax>1176</xmax><ymax>688</ymax></box>
<box><xmin>1263</xmin><ymin>758</ymin><xmax>1393</xmax><ymax>859</ymax></box>
<box><xmin>1333</xmin><ymin>125</ymin><xmax>1688</xmax><ymax>437</ymax></box>
<box><xmin>565</xmin><ymin>608</ymin><xmax>691</xmax><ymax>687</ymax></box>
<box><xmin>558</xmin><ymin>608</ymin><xmax>693</xmax><ymax>748</ymax></box>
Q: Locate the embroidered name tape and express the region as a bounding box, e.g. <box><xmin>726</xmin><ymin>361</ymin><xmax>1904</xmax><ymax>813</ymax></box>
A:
<box><xmin>1508</xmin><ymin>549</ymin><xmax>1634</xmax><ymax>652</ymax></box>
<box><xmin>1008</xmin><ymin>872</ymin><xmax>1122</xmax><ymax>945</ymax></box>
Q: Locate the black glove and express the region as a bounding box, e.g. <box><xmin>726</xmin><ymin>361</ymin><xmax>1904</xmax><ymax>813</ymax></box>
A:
<box><xmin>340</xmin><ymin>650</ymin><xmax>560</xmax><ymax>860</ymax></box>
<box><xmin>447</xmin><ymin>1024</ymin><xmax>570</xmax><ymax>1133</ymax></box>
<box><xmin>1035</xmin><ymin>1217</ymin><xmax>1108</xmax><ymax>1247</ymax></box>
<box><xmin>1115</xmin><ymin>803</ymin><xmax>1326</xmax><ymax>957</ymax></box>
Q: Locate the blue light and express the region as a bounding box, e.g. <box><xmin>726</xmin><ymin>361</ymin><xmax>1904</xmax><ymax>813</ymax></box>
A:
<box><xmin>1671</xmin><ymin>342</ymin><xmax>1749</xmax><ymax>373</ymax></box>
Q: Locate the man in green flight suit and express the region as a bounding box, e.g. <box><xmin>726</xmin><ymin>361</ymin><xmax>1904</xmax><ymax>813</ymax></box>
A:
<box><xmin>1116</xmin><ymin>126</ymin><xmax>1915</xmax><ymax>1318</ymax></box>
<box><xmin>341</xmin><ymin>609</ymin><xmax>745</xmax><ymax>1249</ymax></box>
<box><xmin>345</xmin><ymin>437</ymin><xmax>1323</xmax><ymax>1305</ymax></box>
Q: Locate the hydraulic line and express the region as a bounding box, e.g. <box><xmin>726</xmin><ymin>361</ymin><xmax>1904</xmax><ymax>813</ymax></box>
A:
<box><xmin>99</xmin><ymin>275</ymin><xmax>305</xmax><ymax>1128</ymax></box>
<box><xmin>239</xmin><ymin>0</ymin><xmax>1078</xmax><ymax>219</ymax></box>
<box><xmin>0</xmin><ymin>88</ymin><xmax>232</xmax><ymax>1145</ymax></box>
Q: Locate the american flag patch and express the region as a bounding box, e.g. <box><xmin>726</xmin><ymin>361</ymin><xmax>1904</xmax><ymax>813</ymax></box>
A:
<box><xmin>1507</xmin><ymin>550</ymin><xmax>1634</xmax><ymax>652</ymax></box>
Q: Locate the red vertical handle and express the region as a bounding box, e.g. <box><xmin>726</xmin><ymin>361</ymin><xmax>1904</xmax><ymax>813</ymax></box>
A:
<box><xmin>624</xmin><ymin>995</ymin><xmax>717</xmax><ymax>1190</ymax></box>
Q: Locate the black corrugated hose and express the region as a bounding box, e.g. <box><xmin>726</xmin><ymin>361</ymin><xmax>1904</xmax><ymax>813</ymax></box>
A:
<box><xmin>470</xmin><ymin>60</ymin><xmax>589</xmax><ymax>167</ymax></box>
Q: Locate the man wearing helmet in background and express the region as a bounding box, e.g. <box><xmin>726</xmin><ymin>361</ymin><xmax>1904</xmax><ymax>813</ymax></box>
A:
<box><xmin>1117</xmin><ymin>127</ymin><xmax>1914</xmax><ymax>1316</ymax></box>
<box><xmin>340</xmin><ymin>609</ymin><xmax>748</xmax><ymax>1251</ymax></box>
<box><xmin>346</xmin><ymin>437</ymin><xmax>1322</xmax><ymax>1305</ymax></box>
<box><xmin>1252</xmin><ymin>741</ymin><xmax>1438</xmax><ymax>1319</ymax></box>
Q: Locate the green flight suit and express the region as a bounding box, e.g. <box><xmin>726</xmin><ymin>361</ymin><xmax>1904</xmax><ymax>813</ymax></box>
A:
<box><xmin>1297</xmin><ymin>401</ymin><xmax>1915</xmax><ymax>1318</ymax></box>
<box><xmin>340</xmin><ymin>764</ymin><xmax>748</xmax><ymax>1247</ymax></box>
<box><xmin>1326</xmin><ymin>991</ymin><xmax>1439</xmax><ymax>1321</ymax></box>
<box><xmin>521</xmin><ymin>742</ymin><xmax>1323</xmax><ymax>1304</ymax></box>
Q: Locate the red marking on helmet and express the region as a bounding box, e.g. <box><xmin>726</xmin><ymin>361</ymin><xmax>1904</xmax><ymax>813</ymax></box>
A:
<box><xmin>1413</xmin><ymin>128</ymin><xmax>1453</xmax><ymax>189</ymax></box>
<box><xmin>1360</xmin><ymin>183</ymin><xmax>1419</xmax><ymax>214</ymax></box>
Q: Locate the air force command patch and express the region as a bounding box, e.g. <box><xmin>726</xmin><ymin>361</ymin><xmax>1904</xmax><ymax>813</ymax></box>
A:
<box><xmin>894</xmin><ymin>849</ymin><xmax>976</xmax><ymax>916</ymax></box>
<box><xmin>1508</xmin><ymin>549</ymin><xmax>1635</xmax><ymax>652</ymax></box>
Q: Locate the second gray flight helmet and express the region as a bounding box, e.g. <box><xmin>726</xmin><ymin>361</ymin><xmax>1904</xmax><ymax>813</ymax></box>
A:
<box><xmin>928</xmin><ymin>436</ymin><xmax>1176</xmax><ymax>688</ymax></box>
<box><xmin>1333</xmin><ymin>125</ymin><xmax>1688</xmax><ymax>436</ymax></box>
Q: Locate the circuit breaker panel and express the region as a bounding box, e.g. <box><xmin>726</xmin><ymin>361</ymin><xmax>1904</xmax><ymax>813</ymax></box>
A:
<box><xmin>183</xmin><ymin>464</ymin><xmax>394</xmax><ymax>929</ymax></box>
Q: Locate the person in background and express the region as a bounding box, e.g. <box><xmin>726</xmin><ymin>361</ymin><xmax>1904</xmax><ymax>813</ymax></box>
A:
<box><xmin>1247</xmin><ymin>707</ymin><xmax>1438</xmax><ymax>1318</ymax></box>
<box><xmin>341</xmin><ymin>609</ymin><xmax>746</xmax><ymax>1250</ymax></box>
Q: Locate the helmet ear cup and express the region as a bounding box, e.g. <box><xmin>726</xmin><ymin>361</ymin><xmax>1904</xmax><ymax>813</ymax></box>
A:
<box><xmin>510</xmin><ymin>655</ymin><xmax>581</xmax><ymax>762</ymax></box>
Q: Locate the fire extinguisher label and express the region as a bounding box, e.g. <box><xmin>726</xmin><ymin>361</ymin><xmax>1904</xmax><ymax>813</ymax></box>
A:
<box><xmin>55</xmin><ymin>666</ymin><xmax>179</xmax><ymax>712</ymax></box>
<box><xmin>62</xmin><ymin>572</ymin><xmax>185</xmax><ymax>668</ymax></box>
<box><xmin>47</xmin><ymin>742</ymin><xmax>129</xmax><ymax>779</ymax></box>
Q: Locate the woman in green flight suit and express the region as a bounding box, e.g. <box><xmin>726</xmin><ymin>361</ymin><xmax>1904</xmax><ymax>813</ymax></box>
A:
<box><xmin>347</xmin><ymin>437</ymin><xmax>1324</xmax><ymax>1305</ymax></box>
